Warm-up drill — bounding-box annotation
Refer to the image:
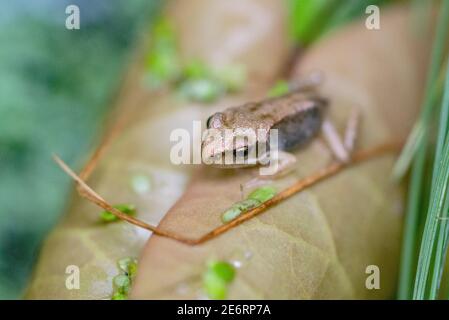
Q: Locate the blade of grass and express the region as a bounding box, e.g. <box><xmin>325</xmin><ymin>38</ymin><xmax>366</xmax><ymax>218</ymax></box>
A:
<box><xmin>415</xmin><ymin>133</ymin><xmax>449</xmax><ymax>299</ymax></box>
<box><xmin>398</xmin><ymin>0</ymin><xmax>449</xmax><ymax>299</ymax></box>
<box><xmin>398</xmin><ymin>144</ymin><xmax>428</xmax><ymax>299</ymax></box>
<box><xmin>425</xmin><ymin>59</ymin><xmax>449</xmax><ymax>299</ymax></box>
<box><xmin>413</xmin><ymin>0</ymin><xmax>449</xmax><ymax>297</ymax></box>
<box><xmin>288</xmin><ymin>0</ymin><xmax>339</xmax><ymax>44</ymax></box>
<box><xmin>393</xmin><ymin>75</ymin><xmax>444</xmax><ymax>180</ymax></box>
<box><xmin>393</xmin><ymin>0</ymin><xmax>449</xmax><ymax>180</ymax></box>
<box><xmin>288</xmin><ymin>0</ymin><xmax>392</xmax><ymax>45</ymax></box>
<box><xmin>432</xmin><ymin>62</ymin><xmax>449</xmax><ymax>180</ymax></box>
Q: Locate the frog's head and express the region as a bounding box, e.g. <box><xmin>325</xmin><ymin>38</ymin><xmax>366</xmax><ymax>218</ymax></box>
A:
<box><xmin>201</xmin><ymin>112</ymin><xmax>269</xmax><ymax>168</ymax></box>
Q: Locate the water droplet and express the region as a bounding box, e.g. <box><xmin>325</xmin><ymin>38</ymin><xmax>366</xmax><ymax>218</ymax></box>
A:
<box><xmin>197</xmin><ymin>292</ymin><xmax>210</xmax><ymax>300</ymax></box>
<box><xmin>131</xmin><ymin>174</ymin><xmax>151</xmax><ymax>195</ymax></box>
<box><xmin>176</xmin><ymin>282</ymin><xmax>190</xmax><ymax>295</ymax></box>
<box><xmin>231</xmin><ymin>259</ymin><xmax>242</xmax><ymax>269</ymax></box>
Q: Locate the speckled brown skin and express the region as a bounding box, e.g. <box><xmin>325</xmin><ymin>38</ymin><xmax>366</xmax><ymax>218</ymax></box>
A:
<box><xmin>202</xmin><ymin>91</ymin><xmax>328</xmax><ymax>166</ymax></box>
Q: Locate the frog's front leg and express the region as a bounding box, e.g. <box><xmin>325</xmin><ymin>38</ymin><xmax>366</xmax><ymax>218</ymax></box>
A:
<box><xmin>239</xmin><ymin>150</ymin><xmax>297</xmax><ymax>198</ymax></box>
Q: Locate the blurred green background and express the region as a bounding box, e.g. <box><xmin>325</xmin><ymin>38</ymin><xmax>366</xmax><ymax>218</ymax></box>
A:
<box><xmin>0</xmin><ymin>0</ymin><xmax>160</xmax><ymax>299</ymax></box>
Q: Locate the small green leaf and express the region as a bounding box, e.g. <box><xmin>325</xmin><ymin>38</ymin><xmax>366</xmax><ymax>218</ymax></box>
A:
<box><xmin>267</xmin><ymin>80</ymin><xmax>290</xmax><ymax>97</ymax></box>
<box><xmin>247</xmin><ymin>186</ymin><xmax>276</xmax><ymax>203</ymax></box>
<box><xmin>113</xmin><ymin>274</ymin><xmax>131</xmax><ymax>295</ymax></box>
<box><xmin>100</xmin><ymin>204</ymin><xmax>136</xmax><ymax>223</ymax></box>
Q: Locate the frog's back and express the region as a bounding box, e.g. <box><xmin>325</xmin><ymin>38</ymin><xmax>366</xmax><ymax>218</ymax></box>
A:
<box><xmin>242</xmin><ymin>91</ymin><xmax>327</xmax><ymax>150</ymax></box>
<box><xmin>272</xmin><ymin>96</ymin><xmax>326</xmax><ymax>150</ymax></box>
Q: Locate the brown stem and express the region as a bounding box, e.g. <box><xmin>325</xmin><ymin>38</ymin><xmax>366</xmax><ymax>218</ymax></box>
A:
<box><xmin>195</xmin><ymin>141</ymin><xmax>401</xmax><ymax>244</ymax></box>
<box><xmin>53</xmin><ymin>140</ymin><xmax>401</xmax><ymax>246</ymax></box>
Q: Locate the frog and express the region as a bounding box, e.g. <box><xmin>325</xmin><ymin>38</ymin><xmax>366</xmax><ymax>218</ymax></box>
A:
<box><xmin>201</xmin><ymin>75</ymin><xmax>360</xmax><ymax>184</ymax></box>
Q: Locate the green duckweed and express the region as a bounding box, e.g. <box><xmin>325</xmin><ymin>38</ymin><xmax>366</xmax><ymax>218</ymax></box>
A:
<box><xmin>100</xmin><ymin>204</ymin><xmax>136</xmax><ymax>223</ymax></box>
<box><xmin>144</xmin><ymin>18</ymin><xmax>246</xmax><ymax>103</ymax></box>
<box><xmin>247</xmin><ymin>186</ymin><xmax>277</xmax><ymax>203</ymax></box>
<box><xmin>221</xmin><ymin>198</ymin><xmax>262</xmax><ymax>223</ymax></box>
<box><xmin>111</xmin><ymin>292</ymin><xmax>127</xmax><ymax>300</ymax></box>
<box><xmin>111</xmin><ymin>257</ymin><xmax>138</xmax><ymax>300</ymax></box>
<box><xmin>221</xmin><ymin>206</ymin><xmax>242</xmax><ymax>223</ymax></box>
<box><xmin>267</xmin><ymin>80</ymin><xmax>290</xmax><ymax>97</ymax></box>
<box><xmin>235</xmin><ymin>198</ymin><xmax>261</xmax><ymax>211</ymax></box>
<box><xmin>179</xmin><ymin>78</ymin><xmax>225</xmax><ymax>103</ymax></box>
<box><xmin>117</xmin><ymin>257</ymin><xmax>138</xmax><ymax>278</ymax></box>
<box><xmin>113</xmin><ymin>274</ymin><xmax>131</xmax><ymax>295</ymax></box>
<box><xmin>144</xmin><ymin>18</ymin><xmax>180</xmax><ymax>88</ymax></box>
<box><xmin>221</xmin><ymin>186</ymin><xmax>276</xmax><ymax>223</ymax></box>
<box><xmin>203</xmin><ymin>261</ymin><xmax>235</xmax><ymax>300</ymax></box>
<box><xmin>208</xmin><ymin>261</ymin><xmax>236</xmax><ymax>283</ymax></box>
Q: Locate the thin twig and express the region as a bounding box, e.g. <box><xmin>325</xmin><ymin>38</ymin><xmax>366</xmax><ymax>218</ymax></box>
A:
<box><xmin>196</xmin><ymin>141</ymin><xmax>401</xmax><ymax>244</ymax></box>
<box><xmin>53</xmin><ymin>140</ymin><xmax>401</xmax><ymax>246</ymax></box>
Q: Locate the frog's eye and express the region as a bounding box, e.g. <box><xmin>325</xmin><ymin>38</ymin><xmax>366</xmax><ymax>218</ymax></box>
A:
<box><xmin>206</xmin><ymin>112</ymin><xmax>224</xmax><ymax>129</ymax></box>
<box><xmin>206</xmin><ymin>115</ymin><xmax>213</xmax><ymax>128</ymax></box>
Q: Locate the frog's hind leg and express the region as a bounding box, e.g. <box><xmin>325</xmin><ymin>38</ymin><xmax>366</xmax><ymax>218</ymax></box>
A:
<box><xmin>321</xmin><ymin>119</ymin><xmax>350</xmax><ymax>163</ymax></box>
<box><xmin>321</xmin><ymin>107</ymin><xmax>360</xmax><ymax>163</ymax></box>
<box><xmin>343</xmin><ymin>107</ymin><xmax>360</xmax><ymax>154</ymax></box>
<box><xmin>289</xmin><ymin>70</ymin><xmax>324</xmax><ymax>93</ymax></box>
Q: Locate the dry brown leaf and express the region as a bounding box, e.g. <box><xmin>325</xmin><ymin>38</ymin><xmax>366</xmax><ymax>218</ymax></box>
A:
<box><xmin>130</xmin><ymin>5</ymin><xmax>432</xmax><ymax>299</ymax></box>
